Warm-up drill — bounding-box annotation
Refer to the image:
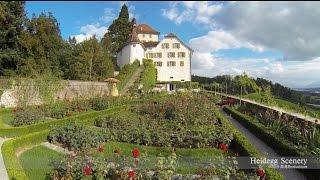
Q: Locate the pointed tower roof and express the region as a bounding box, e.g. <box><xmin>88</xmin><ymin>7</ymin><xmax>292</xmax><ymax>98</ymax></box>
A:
<box><xmin>128</xmin><ymin>18</ymin><xmax>140</xmax><ymax>43</ymax></box>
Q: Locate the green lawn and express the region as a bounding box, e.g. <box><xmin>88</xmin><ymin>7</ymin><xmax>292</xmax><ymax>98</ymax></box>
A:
<box><xmin>0</xmin><ymin>108</ymin><xmax>14</xmax><ymax>127</ymax></box>
<box><xmin>19</xmin><ymin>145</ymin><xmax>62</xmax><ymax>180</ymax></box>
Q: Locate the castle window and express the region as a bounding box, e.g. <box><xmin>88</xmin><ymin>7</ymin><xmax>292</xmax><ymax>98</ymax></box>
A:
<box><xmin>143</xmin><ymin>34</ymin><xmax>145</xmax><ymax>38</ymax></box>
<box><xmin>167</xmin><ymin>61</ymin><xmax>176</xmax><ymax>67</ymax></box>
<box><xmin>162</xmin><ymin>43</ymin><xmax>169</xmax><ymax>49</ymax></box>
<box><xmin>154</xmin><ymin>61</ymin><xmax>162</xmax><ymax>67</ymax></box>
<box><xmin>180</xmin><ymin>61</ymin><xmax>184</xmax><ymax>66</ymax></box>
<box><xmin>173</xmin><ymin>43</ymin><xmax>180</xmax><ymax>48</ymax></box>
<box><xmin>178</xmin><ymin>52</ymin><xmax>186</xmax><ymax>58</ymax></box>
<box><xmin>149</xmin><ymin>34</ymin><xmax>152</xmax><ymax>38</ymax></box>
<box><xmin>147</xmin><ymin>52</ymin><xmax>162</xmax><ymax>58</ymax></box>
<box><xmin>167</xmin><ymin>52</ymin><xmax>175</xmax><ymax>58</ymax></box>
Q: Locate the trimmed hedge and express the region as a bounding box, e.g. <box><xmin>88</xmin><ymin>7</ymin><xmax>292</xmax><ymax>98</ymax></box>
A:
<box><xmin>223</xmin><ymin>106</ymin><xmax>320</xmax><ymax>179</ymax></box>
<box><xmin>0</xmin><ymin>105</ymin><xmax>128</xmax><ymax>138</ymax></box>
<box><xmin>1</xmin><ymin>106</ymin><xmax>129</xmax><ymax>180</ymax></box>
<box><xmin>2</xmin><ymin>130</ymin><xmax>49</xmax><ymax>180</ymax></box>
<box><xmin>213</xmin><ymin>109</ymin><xmax>284</xmax><ymax>180</ymax></box>
<box><xmin>223</xmin><ymin>106</ymin><xmax>306</xmax><ymax>156</ymax></box>
<box><xmin>141</xmin><ymin>59</ymin><xmax>157</xmax><ymax>91</ymax></box>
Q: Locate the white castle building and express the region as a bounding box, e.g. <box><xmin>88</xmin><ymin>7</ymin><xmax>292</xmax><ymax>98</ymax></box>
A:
<box><xmin>117</xmin><ymin>18</ymin><xmax>193</xmax><ymax>91</ymax></box>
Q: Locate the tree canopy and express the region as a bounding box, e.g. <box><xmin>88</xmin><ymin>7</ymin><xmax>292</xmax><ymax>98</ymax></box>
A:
<box><xmin>107</xmin><ymin>4</ymin><xmax>132</xmax><ymax>57</ymax></box>
<box><xmin>0</xmin><ymin>1</ymin><xmax>116</xmax><ymax>81</ymax></box>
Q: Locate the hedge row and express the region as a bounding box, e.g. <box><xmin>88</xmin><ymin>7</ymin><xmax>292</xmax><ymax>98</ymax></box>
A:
<box><xmin>223</xmin><ymin>106</ymin><xmax>306</xmax><ymax>156</ymax></box>
<box><xmin>213</xmin><ymin>109</ymin><xmax>284</xmax><ymax>180</ymax></box>
<box><xmin>2</xmin><ymin>130</ymin><xmax>49</xmax><ymax>179</ymax></box>
<box><xmin>1</xmin><ymin>105</ymin><xmax>128</xmax><ymax>180</ymax></box>
<box><xmin>0</xmin><ymin>105</ymin><xmax>128</xmax><ymax>138</ymax></box>
<box><xmin>223</xmin><ymin>106</ymin><xmax>320</xmax><ymax>179</ymax></box>
<box><xmin>141</xmin><ymin>59</ymin><xmax>157</xmax><ymax>91</ymax></box>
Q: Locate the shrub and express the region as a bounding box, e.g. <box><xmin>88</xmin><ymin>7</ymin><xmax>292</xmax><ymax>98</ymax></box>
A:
<box><xmin>141</xmin><ymin>59</ymin><xmax>157</xmax><ymax>91</ymax></box>
<box><xmin>47</xmin><ymin>124</ymin><xmax>107</xmax><ymax>152</ymax></box>
<box><xmin>44</xmin><ymin>101</ymin><xmax>70</xmax><ymax>119</ymax></box>
<box><xmin>0</xmin><ymin>105</ymin><xmax>127</xmax><ymax>138</ymax></box>
<box><xmin>95</xmin><ymin>94</ymin><xmax>234</xmax><ymax>148</ymax></box>
<box><xmin>12</xmin><ymin>107</ymin><xmax>46</xmax><ymax>126</ymax></box>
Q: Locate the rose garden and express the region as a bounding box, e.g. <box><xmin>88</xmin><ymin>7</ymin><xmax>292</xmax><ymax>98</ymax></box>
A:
<box><xmin>0</xmin><ymin>91</ymin><xmax>288</xmax><ymax>180</ymax></box>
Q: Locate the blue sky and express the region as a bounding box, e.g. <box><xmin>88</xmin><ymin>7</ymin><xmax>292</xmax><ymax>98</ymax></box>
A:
<box><xmin>26</xmin><ymin>1</ymin><xmax>320</xmax><ymax>88</ymax></box>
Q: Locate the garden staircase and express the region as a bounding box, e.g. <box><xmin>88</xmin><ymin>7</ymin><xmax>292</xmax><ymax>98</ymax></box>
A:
<box><xmin>119</xmin><ymin>66</ymin><xmax>144</xmax><ymax>96</ymax></box>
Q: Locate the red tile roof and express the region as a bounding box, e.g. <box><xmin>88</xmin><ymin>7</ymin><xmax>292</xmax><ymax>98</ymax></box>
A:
<box><xmin>142</xmin><ymin>41</ymin><xmax>159</xmax><ymax>48</ymax></box>
<box><xmin>137</xmin><ymin>24</ymin><xmax>160</xmax><ymax>35</ymax></box>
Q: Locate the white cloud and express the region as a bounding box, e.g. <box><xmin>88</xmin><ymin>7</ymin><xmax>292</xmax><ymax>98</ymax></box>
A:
<box><xmin>189</xmin><ymin>30</ymin><xmax>264</xmax><ymax>53</ymax></box>
<box><xmin>71</xmin><ymin>23</ymin><xmax>108</xmax><ymax>43</ymax></box>
<box><xmin>99</xmin><ymin>8</ymin><xmax>116</xmax><ymax>23</ymax></box>
<box><xmin>214</xmin><ymin>1</ymin><xmax>320</xmax><ymax>61</ymax></box>
<box><xmin>71</xmin><ymin>2</ymin><xmax>138</xmax><ymax>43</ymax></box>
<box><xmin>162</xmin><ymin>1</ymin><xmax>221</xmax><ymax>25</ymax></box>
<box><xmin>163</xmin><ymin>1</ymin><xmax>320</xmax><ymax>61</ymax></box>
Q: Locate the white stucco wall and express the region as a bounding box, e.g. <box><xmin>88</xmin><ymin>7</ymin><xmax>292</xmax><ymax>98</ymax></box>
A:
<box><xmin>137</xmin><ymin>33</ymin><xmax>159</xmax><ymax>42</ymax></box>
<box><xmin>145</xmin><ymin>37</ymin><xmax>192</xmax><ymax>82</ymax></box>
<box><xmin>117</xmin><ymin>43</ymin><xmax>145</xmax><ymax>68</ymax></box>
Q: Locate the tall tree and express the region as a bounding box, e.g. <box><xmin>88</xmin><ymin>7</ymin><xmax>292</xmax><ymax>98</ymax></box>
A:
<box><xmin>0</xmin><ymin>1</ymin><xmax>25</xmax><ymax>76</ymax></box>
<box><xmin>18</xmin><ymin>12</ymin><xmax>66</xmax><ymax>77</ymax></box>
<box><xmin>107</xmin><ymin>4</ymin><xmax>132</xmax><ymax>57</ymax></box>
<box><xmin>68</xmin><ymin>36</ymin><xmax>114</xmax><ymax>81</ymax></box>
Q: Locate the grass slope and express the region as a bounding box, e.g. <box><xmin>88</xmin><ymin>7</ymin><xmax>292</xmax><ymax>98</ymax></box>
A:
<box><xmin>244</xmin><ymin>93</ymin><xmax>320</xmax><ymax>118</ymax></box>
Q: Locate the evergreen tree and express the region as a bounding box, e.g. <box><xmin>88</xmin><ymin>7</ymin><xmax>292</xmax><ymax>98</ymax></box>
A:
<box><xmin>107</xmin><ymin>4</ymin><xmax>132</xmax><ymax>57</ymax></box>
<box><xmin>0</xmin><ymin>1</ymin><xmax>25</xmax><ymax>76</ymax></box>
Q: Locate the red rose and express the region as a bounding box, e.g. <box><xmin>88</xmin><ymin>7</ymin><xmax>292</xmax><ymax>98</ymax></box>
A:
<box><xmin>128</xmin><ymin>170</ymin><xmax>135</xmax><ymax>178</ymax></box>
<box><xmin>132</xmin><ymin>148</ymin><xmax>140</xmax><ymax>158</ymax></box>
<box><xmin>256</xmin><ymin>168</ymin><xmax>265</xmax><ymax>178</ymax></box>
<box><xmin>97</xmin><ymin>145</ymin><xmax>104</xmax><ymax>152</ymax></box>
<box><xmin>83</xmin><ymin>164</ymin><xmax>92</xmax><ymax>176</ymax></box>
<box><xmin>218</xmin><ymin>143</ymin><xmax>228</xmax><ymax>152</ymax></box>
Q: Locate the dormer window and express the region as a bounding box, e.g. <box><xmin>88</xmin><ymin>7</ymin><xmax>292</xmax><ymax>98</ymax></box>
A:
<box><xmin>162</xmin><ymin>43</ymin><xmax>169</xmax><ymax>49</ymax></box>
<box><xmin>173</xmin><ymin>43</ymin><xmax>180</xmax><ymax>48</ymax></box>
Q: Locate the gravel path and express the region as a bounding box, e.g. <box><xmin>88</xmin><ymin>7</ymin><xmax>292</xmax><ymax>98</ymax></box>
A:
<box><xmin>0</xmin><ymin>138</ymin><xmax>9</xmax><ymax>180</ymax></box>
<box><xmin>42</xmin><ymin>142</ymin><xmax>74</xmax><ymax>155</ymax></box>
<box><xmin>220</xmin><ymin>109</ymin><xmax>306</xmax><ymax>180</ymax></box>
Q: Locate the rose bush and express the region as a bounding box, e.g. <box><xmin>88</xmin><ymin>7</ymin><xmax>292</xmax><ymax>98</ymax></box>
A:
<box><xmin>47</xmin><ymin>125</ymin><xmax>107</xmax><ymax>152</ymax></box>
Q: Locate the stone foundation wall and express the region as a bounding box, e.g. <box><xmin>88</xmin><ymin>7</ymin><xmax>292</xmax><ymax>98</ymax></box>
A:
<box><xmin>0</xmin><ymin>80</ymin><xmax>110</xmax><ymax>108</ymax></box>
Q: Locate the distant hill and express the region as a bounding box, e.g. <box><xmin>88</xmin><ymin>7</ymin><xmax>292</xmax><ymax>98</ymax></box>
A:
<box><xmin>305</xmin><ymin>81</ymin><xmax>320</xmax><ymax>89</ymax></box>
<box><xmin>192</xmin><ymin>75</ymin><xmax>317</xmax><ymax>105</ymax></box>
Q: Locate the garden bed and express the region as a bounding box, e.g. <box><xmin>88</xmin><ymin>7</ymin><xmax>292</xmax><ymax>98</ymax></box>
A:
<box><xmin>223</xmin><ymin>106</ymin><xmax>319</xmax><ymax>179</ymax></box>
